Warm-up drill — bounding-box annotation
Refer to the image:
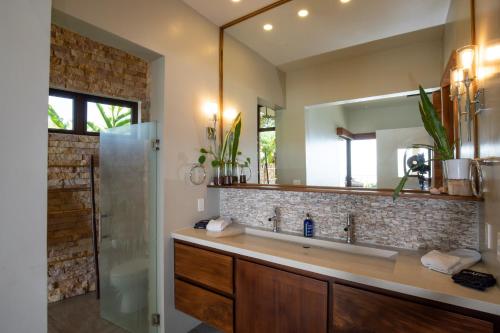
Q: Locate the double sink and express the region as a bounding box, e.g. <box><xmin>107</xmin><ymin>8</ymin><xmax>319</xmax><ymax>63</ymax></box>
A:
<box><xmin>239</xmin><ymin>226</ymin><xmax>399</xmax><ymax>260</ymax></box>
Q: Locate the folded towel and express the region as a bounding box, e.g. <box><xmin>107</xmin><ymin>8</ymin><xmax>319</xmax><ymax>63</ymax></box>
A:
<box><xmin>421</xmin><ymin>250</ymin><xmax>460</xmax><ymax>273</ymax></box>
<box><xmin>206</xmin><ymin>218</ymin><xmax>232</xmax><ymax>232</ymax></box>
<box><xmin>421</xmin><ymin>249</ymin><xmax>481</xmax><ymax>275</ymax></box>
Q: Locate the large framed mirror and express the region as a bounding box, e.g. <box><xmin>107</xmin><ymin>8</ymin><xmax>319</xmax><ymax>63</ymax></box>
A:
<box><xmin>220</xmin><ymin>0</ymin><xmax>475</xmax><ymax>192</ymax></box>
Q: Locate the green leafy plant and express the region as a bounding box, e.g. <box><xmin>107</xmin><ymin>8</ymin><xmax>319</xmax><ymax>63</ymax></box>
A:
<box><xmin>259</xmin><ymin>131</ymin><xmax>276</xmax><ymax>184</ymax></box>
<box><xmin>392</xmin><ymin>86</ymin><xmax>455</xmax><ymax>200</ymax></box>
<box><xmin>48</xmin><ymin>104</ymin><xmax>71</xmax><ymax>129</ymax></box>
<box><xmin>198</xmin><ymin>113</ymin><xmax>242</xmax><ymax>168</ymax></box>
<box><xmin>87</xmin><ymin>104</ymin><xmax>132</xmax><ymax>132</ymax></box>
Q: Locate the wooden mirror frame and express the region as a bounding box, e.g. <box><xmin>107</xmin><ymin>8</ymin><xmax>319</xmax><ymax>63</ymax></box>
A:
<box><xmin>216</xmin><ymin>0</ymin><xmax>479</xmax><ymax>200</ymax></box>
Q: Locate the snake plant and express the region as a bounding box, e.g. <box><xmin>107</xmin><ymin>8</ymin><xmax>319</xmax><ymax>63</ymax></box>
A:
<box><xmin>392</xmin><ymin>86</ymin><xmax>455</xmax><ymax>200</ymax></box>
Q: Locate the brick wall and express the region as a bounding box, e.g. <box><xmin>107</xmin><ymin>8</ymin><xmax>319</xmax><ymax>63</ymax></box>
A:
<box><xmin>47</xmin><ymin>24</ymin><xmax>151</xmax><ymax>302</ymax></box>
<box><xmin>47</xmin><ymin>134</ymin><xmax>99</xmax><ymax>302</ymax></box>
<box><xmin>50</xmin><ymin>24</ymin><xmax>150</xmax><ymax>121</ymax></box>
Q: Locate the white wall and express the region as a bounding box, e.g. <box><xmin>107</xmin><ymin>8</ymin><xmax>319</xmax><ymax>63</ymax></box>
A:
<box><xmin>223</xmin><ymin>34</ymin><xmax>286</xmax><ymax>182</ymax></box>
<box><xmin>0</xmin><ymin>1</ymin><xmax>51</xmax><ymax>332</ymax></box>
<box><xmin>305</xmin><ymin>105</ymin><xmax>347</xmax><ymax>186</ymax></box>
<box><xmin>443</xmin><ymin>0</ymin><xmax>472</xmax><ymax>66</ymax></box>
<box><xmin>475</xmin><ymin>0</ymin><xmax>500</xmax><ymax>280</ymax></box>
<box><xmin>51</xmin><ymin>0</ymin><xmax>221</xmax><ymax>331</ymax></box>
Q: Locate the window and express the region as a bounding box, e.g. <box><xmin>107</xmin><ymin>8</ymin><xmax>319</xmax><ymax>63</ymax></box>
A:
<box><xmin>48</xmin><ymin>88</ymin><xmax>138</xmax><ymax>135</ymax></box>
<box><xmin>258</xmin><ymin>106</ymin><xmax>277</xmax><ymax>184</ymax></box>
<box><xmin>350</xmin><ymin>139</ymin><xmax>377</xmax><ymax>188</ymax></box>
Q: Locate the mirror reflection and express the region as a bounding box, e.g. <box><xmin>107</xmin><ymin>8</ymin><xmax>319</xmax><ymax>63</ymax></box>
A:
<box><xmin>223</xmin><ymin>0</ymin><xmax>472</xmax><ymax>190</ymax></box>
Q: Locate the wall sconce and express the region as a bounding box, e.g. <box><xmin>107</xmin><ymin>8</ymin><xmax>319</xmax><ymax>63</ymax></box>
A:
<box><xmin>203</xmin><ymin>102</ymin><xmax>218</xmax><ymax>141</ymax></box>
<box><xmin>449</xmin><ymin>45</ymin><xmax>484</xmax><ymax>143</ymax></box>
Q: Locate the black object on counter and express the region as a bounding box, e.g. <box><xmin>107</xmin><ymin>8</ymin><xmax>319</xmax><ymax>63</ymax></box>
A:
<box><xmin>194</xmin><ymin>219</ymin><xmax>210</xmax><ymax>229</ymax></box>
<box><xmin>452</xmin><ymin>269</ymin><xmax>497</xmax><ymax>291</ymax></box>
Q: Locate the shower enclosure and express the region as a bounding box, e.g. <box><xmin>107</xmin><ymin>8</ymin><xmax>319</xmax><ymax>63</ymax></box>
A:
<box><xmin>99</xmin><ymin>122</ymin><xmax>159</xmax><ymax>333</ymax></box>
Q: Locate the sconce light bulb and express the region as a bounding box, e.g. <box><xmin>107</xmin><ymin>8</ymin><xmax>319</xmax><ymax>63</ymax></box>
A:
<box><xmin>203</xmin><ymin>102</ymin><xmax>218</xmax><ymax>119</ymax></box>
<box><xmin>459</xmin><ymin>47</ymin><xmax>475</xmax><ymax>71</ymax></box>
<box><xmin>263</xmin><ymin>24</ymin><xmax>273</xmax><ymax>31</ymax></box>
<box><xmin>224</xmin><ymin>108</ymin><xmax>238</xmax><ymax>121</ymax></box>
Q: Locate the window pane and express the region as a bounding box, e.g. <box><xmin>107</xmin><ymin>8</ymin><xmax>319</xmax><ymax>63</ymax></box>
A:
<box><xmin>259</xmin><ymin>106</ymin><xmax>275</xmax><ymax>129</ymax></box>
<box><xmin>351</xmin><ymin>139</ymin><xmax>377</xmax><ymax>188</ymax></box>
<box><xmin>259</xmin><ymin>131</ymin><xmax>276</xmax><ymax>184</ymax></box>
<box><xmin>87</xmin><ymin>102</ymin><xmax>132</xmax><ymax>133</ymax></box>
<box><xmin>48</xmin><ymin>96</ymin><xmax>74</xmax><ymax>130</ymax></box>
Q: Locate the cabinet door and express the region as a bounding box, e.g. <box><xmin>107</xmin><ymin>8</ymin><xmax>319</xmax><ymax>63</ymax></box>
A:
<box><xmin>333</xmin><ymin>283</ymin><xmax>494</xmax><ymax>333</ymax></box>
<box><xmin>236</xmin><ymin>259</ymin><xmax>328</xmax><ymax>333</ymax></box>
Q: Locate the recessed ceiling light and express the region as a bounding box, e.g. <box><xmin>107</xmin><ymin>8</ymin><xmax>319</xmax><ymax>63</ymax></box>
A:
<box><xmin>340</xmin><ymin>0</ymin><xmax>351</xmax><ymax>3</ymax></box>
<box><xmin>298</xmin><ymin>9</ymin><xmax>309</xmax><ymax>17</ymax></box>
<box><xmin>231</xmin><ymin>0</ymin><xmax>241</xmax><ymax>2</ymax></box>
<box><xmin>263</xmin><ymin>24</ymin><xmax>273</xmax><ymax>31</ymax></box>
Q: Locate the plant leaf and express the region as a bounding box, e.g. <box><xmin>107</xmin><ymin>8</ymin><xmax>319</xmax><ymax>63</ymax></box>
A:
<box><xmin>198</xmin><ymin>155</ymin><xmax>206</xmax><ymax>164</ymax></box>
<box><xmin>48</xmin><ymin>105</ymin><xmax>69</xmax><ymax>129</ymax></box>
<box><xmin>97</xmin><ymin>103</ymin><xmax>113</xmax><ymax>129</ymax></box>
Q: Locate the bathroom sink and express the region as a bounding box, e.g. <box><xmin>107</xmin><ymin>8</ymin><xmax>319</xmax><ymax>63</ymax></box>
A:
<box><xmin>244</xmin><ymin>227</ymin><xmax>399</xmax><ymax>260</ymax></box>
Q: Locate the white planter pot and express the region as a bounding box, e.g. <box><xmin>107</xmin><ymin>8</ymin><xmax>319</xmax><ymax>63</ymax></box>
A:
<box><xmin>444</xmin><ymin>158</ymin><xmax>471</xmax><ymax>180</ymax></box>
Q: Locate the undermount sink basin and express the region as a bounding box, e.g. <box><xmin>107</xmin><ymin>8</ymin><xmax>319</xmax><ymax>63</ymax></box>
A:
<box><xmin>244</xmin><ymin>227</ymin><xmax>399</xmax><ymax>260</ymax></box>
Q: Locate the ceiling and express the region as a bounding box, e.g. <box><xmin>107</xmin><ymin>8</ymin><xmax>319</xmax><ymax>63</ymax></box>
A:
<box><xmin>210</xmin><ymin>0</ymin><xmax>452</xmax><ymax>66</ymax></box>
<box><xmin>182</xmin><ymin>0</ymin><xmax>278</xmax><ymax>26</ymax></box>
<box><xmin>342</xmin><ymin>94</ymin><xmax>421</xmax><ymax>112</ymax></box>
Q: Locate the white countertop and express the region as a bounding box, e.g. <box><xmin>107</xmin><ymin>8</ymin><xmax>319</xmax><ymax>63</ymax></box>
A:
<box><xmin>172</xmin><ymin>227</ymin><xmax>500</xmax><ymax>316</ymax></box>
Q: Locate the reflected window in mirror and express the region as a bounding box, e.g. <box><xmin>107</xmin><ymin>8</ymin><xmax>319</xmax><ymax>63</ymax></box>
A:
<box><xmin>258</xmin><ymin>106</ymin><xmax>277</xmax><ymax>184</ymax></box>
<box><xmin>349</xmin><ymin>139</ymin><xmax>377</xmax><ymax>188</ymax></box>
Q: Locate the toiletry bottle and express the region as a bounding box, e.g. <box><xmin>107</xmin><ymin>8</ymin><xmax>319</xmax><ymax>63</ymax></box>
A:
<box><xmin>304</xmin><ymin>213</ymin><xmax>314</xmax><ymax>237</ymax></box>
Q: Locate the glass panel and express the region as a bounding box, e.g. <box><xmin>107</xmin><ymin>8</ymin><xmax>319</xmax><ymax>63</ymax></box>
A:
<box><xmin>259</xmin><ymin>106</ymin><xmax>275</xmax><ymax>129</ymax></box>
<box><xmin>99</xmin><ymin>122</ymin><xmax>158</xmax><ymax>333</ymax></box>
<box><xmin>259</xmin><ymin>131</ymin><xmax>277</xmax><ymax>184</ymax></box>
<box><xmin>48</xmin><ymin>95</ymin><xmax>74</xmax><ymax>130</ymax></box>
<box><xmin>87</xmin><ymin>102</ymin><xmax>133</xmax><ymax>133</ymax></box>
<box><xmin>351</xmin><ymin>139</ymin><xmax>377</xmax><ymax>188</ymax></box>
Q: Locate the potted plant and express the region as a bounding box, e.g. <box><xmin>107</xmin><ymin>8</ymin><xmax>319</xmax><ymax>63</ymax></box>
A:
<box><xmin>393</xmin><ymin>86</ymin><xmax>470</xmax><ymax>200</ymax></box>
<box><xmin>198</xmin><ymin>112</ymin><xmax>243</xmax><ymax>185</ymax></box>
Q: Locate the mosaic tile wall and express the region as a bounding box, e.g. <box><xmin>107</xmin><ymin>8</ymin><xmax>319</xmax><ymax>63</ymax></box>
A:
<box><xmin>219</xmin><ymin>188</ymin><xmax>481</xmax><ymax>250</ymax></box>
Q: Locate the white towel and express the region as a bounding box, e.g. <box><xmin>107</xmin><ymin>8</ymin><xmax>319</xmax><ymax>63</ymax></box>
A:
<box><xmin>421</xmin><ymin>249</ymin><xmax>481</xmax><ymax>275</ymax></box>
<box><xmin>206</xmin><ymin>218</ymin><xmax>232</xmax><ymax>232</ymax></box>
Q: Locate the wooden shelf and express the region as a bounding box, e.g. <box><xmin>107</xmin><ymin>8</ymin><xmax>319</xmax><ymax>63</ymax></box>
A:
<box><xmin>207</xmin><ymin>184</ymin><xmax>482</xmax><ymax>202</ymax></box>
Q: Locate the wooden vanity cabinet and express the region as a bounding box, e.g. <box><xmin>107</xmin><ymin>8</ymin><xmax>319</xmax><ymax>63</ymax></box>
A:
<box><xmin>235</xmin><ymin>259</ymin><xmax>328</xmax><ymax>333</ymax></box>
<box><xmin>332</xmin><ymin>283</ymin><xmax>494</xmax><ymax>333</ymax></box>
<box><xmin>174</xmin><ymin>241</ymin><xmax>498</xmax><ymax>333</ymax></box>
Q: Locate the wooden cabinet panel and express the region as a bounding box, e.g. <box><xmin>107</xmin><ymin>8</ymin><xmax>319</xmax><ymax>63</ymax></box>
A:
<box><xmin>332</xmin><ymin>283</ymin><xmax>494</xmax><ymax>333</ymax></box>
<box><xmin>236</xmin><ymin>259</ymin><xmax>328</xmax><ymax>333</ymax></box>
<box><xmin>174</xmin><ymin>242</ymin><xmax>233</xmax><ymax>294</ymax></box>
<box><xmin>175</xmin><ymin>279</ymin><xmax>233</xmax><ymax>333</ymax></box>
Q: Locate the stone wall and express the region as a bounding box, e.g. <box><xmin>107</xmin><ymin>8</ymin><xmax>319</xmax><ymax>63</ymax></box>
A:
<box><xmin>47</xmin><ymin>134</ymin><xmax>99</xmax><ymax>302</ymax></box>
<box><xmin>50</xmin><ymin>24</ymin><xmax>150</xmax><ymax>120</ymax></box>
<box><xmin>47</xmin><ymin>24</ymin><xmax>151</xmax><ymax>302</ymax></box>
<box><xmin>219</xmin><ymin>188</ymin><xmax>481</xmax><ymax>251</ymax></box>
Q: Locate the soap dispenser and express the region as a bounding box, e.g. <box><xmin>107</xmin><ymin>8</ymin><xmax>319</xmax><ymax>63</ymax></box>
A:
<box><xmin>304</xmin><ymin>213</ymin><xmax>314</xmax><ymax>238</ymax></box>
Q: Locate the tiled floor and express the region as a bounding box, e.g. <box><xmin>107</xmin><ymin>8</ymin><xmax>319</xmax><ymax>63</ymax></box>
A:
<box><xmin>48</xmin><ymin>293</ymin><xmax>128</xmax><ymax>333</ymax></box>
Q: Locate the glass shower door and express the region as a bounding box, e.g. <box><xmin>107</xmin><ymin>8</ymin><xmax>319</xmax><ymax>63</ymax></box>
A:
<box><xmin>99</xmin><ymin>122</ymin><xmax>158</xmax><ymax>333</ymax></box>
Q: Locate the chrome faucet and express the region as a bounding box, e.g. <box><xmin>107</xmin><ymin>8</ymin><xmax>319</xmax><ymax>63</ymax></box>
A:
<box><xmin>268</xmin><ymin>207</ymin><xmax>281</xmax><ymax>232</ymax></box>
<box><xmin>343</xmin><ymin>214</ymin><xmax>355</xmax><ymax>244</ymax></box>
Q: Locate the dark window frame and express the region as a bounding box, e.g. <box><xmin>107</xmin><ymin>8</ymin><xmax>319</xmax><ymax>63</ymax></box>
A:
<box><xmin>257</xmin><ymin>105</ymin><xmax>277</xmax><ymax>184</ymax></box>
<box><xmin>48</xmin><ymin>88</ymin><xmax>139</xmax><ymax>136</ymax></box>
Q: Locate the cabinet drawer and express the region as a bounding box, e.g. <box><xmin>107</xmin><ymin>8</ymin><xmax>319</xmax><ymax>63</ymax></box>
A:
<box><xmin>175</xmin><ymin>279</ymin><xmax>233</xmax><ymax>333</ymax></box>
<box><xmin>174</xmin><ymin>242</ymin><xmax>233</xmax><ymax>294</ymax></box>
<box><xmin>332</xmin><ymin>283</ymin><xmax>494</xmax><ymax>333</ymax></box>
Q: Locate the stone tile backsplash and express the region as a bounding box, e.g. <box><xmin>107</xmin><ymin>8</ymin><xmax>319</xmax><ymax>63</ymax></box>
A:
<box><xmin>219</xmin><ymin>188</ymin><xmax>480</xmax><ymax>251</ymax></box>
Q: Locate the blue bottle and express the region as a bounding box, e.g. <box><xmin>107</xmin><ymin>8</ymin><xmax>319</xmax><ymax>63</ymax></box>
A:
<box><xmin>304</xmin><ymin>213</ymin><xmax>314</xmax><ymax>238</ymax></box>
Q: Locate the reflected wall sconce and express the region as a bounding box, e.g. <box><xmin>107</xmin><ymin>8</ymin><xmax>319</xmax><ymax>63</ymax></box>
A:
<box><xmin>449</xmin><ymin>45</ymin><xmax>485</xmax><ymax>143</ymax></box>
<box><xmin>203</xmin><ymin>102</ymin><xmax>218</xmax><ymax>141</ymax></box>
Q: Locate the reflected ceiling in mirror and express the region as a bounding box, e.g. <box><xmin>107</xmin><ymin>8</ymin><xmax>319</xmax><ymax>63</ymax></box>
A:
<box><xmin>222</xmin><ymin>0</ymin><xmax>472</xmax><ymax>191</ymax></box>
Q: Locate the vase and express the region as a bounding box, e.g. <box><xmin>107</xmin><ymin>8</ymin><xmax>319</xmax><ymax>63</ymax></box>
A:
<box><xmin>444</xmin><ymin>158</ymin><xmax>472</xmax><ymax>196</ymax></box>
<box><xmin>213</xmin><ymin>165</ymin><xmax>223</xmax><ymax>186</ymax></box>
<box><xmin>223</xmin><ymin>161</ymin><xmax>232</xmax><ymax>185</ymax></box>
<box><xmin>232</xmin><ymin>163</ymin><xmax>240</xmax><ymax>184</ymax></box>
